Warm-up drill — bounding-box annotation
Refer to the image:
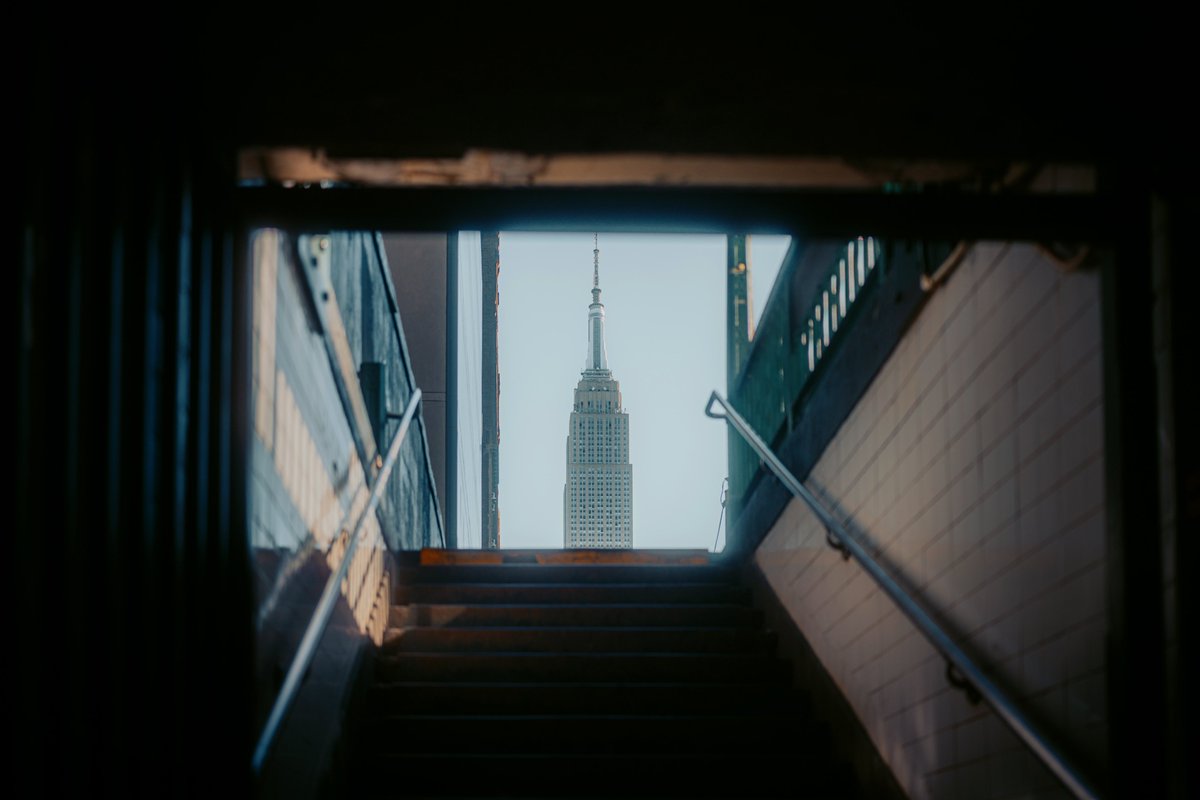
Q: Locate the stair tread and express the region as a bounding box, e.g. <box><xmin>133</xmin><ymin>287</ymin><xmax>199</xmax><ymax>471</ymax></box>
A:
<box><xmin>380</xmin><ymin>651</ymin><xmax>775</xmax><ymax>657</ymax></box>
<box><xmin>358</xmin><ymin>753</ymin><xmax>857</xmax><ymax>797</ymax></box>
<box><xmin>396</xmin><ymin>565</ymin><xmax>739</xmax><ymax>583</ymax></box>
<box><xmin>404</xmin><ymin>548</ymin><xmax>715</xmax><ymax>566</ymax></box>
<box><xmin>382</xmin><ymin>626</ymin><xmax>773</xmax><ymax>650</ymax></box>
<box><xmin>389</xmin><ymin>602</ymin><xmax>757</xmax><ymax>609</ymax></box>
<box><xmin>371</xmin><ymin>712</ymin><xmax>808</xmax><ymax>721</ymax></box>
<box><xmin>371</xmin><ymin>680</ymin><xmax>798</xmax><ymax>688</ymax></box>
<box><xmin>394</xmin><ymin>584</ymin><xmax>751</xmax><ymax>602</ymax></box>
<box><xmin>397</xmin><ymin>581</ymin><xmax>744</xmax><ymax>589</ymax></box>
<box><xmin>386</xmin><ymin>624</ymin><xmax>763</xmax><ymax>631</ymax></box>
<box><xmin>391</xmin><ymin>599</ymin><xmax>748</xmax><ymax>606</ymax></box>
<box><xmin>370</xmin><ymin>753</ymin><xmax>833</xmax><ymax>761</ymax></box>
<box><xmin>378</xmin><ymin>651</ymin><xmax>783</xmax><ymax>659</ymax></box>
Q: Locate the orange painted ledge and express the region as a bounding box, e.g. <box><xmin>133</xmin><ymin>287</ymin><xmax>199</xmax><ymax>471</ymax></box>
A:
<box><xmin>419</xmin><ymin>548</ymin><xmax>713</xmax><ymax>566</ymax></box>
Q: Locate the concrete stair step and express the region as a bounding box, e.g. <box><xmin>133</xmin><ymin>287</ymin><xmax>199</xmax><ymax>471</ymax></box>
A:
<box><xmin>374</xmin><ymin>652</ymin><xmax>791</xmax><ymax>683</ymax></box>
<box><xmin>363</xmin><ymin>713</ymin><xmax>826</xmax><ymax>755</ymax></box>
<box><xmin>402</xmin><ymin>548</ymin><xmax>715</xmax><ymax>567</ymax></box>
<box><xmin>381</xmin><ymin>626</ymin><xmax>775</xmax><ymax>654</ymax></box>
<box><xmin>365</xmin><ymin>682</ymin><xmax>813</xmax><ymax>716</ymax></box>
<box><xmin>356</xmin><ymin>753</ymin><xmax>857</xmax><ymax>797</ymax></box>
<box><xmin>388</xmin><ymin>603</ymin><xmax>762</xmax><ymax>629</ymax></box>
<box><xmin>394</xmin><ymin>564</ymin><xmax>738</xmax><ymax>585</ymax></box>
<box><xmin>394</xmin><ymin>582</ymin><xmax>751</xmax><ymax>605</ymax></box>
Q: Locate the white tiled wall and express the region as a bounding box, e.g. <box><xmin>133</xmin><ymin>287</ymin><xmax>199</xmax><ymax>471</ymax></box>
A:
<box><xmin>755</xmin><ymin>243</ymin><xmax>1106</xmax><ymax>799</ymax></box>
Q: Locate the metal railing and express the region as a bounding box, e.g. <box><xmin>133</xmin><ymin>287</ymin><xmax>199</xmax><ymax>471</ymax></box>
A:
<box><xmin>728</xmin><ymin>237</ymin><xmax>883</xmax><ymax>510</ymax></box>
<box><xmin>251</xmin><ymin>388</ymin><xmax>423</xmax><ymax>775</ymax></box>
<box><xmin>706</xmin><ymin>390</ymin><xmax>1098</xmax><ymax>800</ymax></box>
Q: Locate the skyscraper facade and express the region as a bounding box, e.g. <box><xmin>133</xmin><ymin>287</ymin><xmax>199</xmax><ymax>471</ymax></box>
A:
<box><xmin>563</xmin><ymin>237</ymin><xmax>633</xmax><ymax>548</ymax></box>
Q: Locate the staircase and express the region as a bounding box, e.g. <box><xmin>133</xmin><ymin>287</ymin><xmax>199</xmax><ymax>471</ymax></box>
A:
<box><xmin>351</xmin><ymin>550</ymin><xmax>860</xmax><ymax>798</ymax></box>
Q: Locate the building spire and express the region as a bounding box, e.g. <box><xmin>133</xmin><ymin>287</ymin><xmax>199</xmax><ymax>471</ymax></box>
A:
<box><xmin>585</xmin><ymin>233</ymin><xmax>609</xmax><ymax>372</ymax></box>
<box><xmin>592</xmin><ymin>233</ymin><xmax>601</xmax><ymax>303</ymax></box>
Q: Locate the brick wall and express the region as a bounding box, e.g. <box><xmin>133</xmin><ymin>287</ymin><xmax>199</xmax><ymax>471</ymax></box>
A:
<box><xmin>755</xmin><ymin>242</ymin><xmax>1106</xmax><ymax>798</ymax></box>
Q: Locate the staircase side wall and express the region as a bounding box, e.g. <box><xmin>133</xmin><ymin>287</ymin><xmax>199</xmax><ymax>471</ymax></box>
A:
<box><xmin>754</xmin><ymin>242</ymin><xmax>1106</xmax><ymax>799</ymax></box>
<box><xmin>250</xmin><ymin>229</ymin><xmax>395</xmax><ymax>795</ymax></box>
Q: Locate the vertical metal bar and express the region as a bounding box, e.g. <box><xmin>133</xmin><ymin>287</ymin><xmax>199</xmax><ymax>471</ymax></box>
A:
<box><xmin>480</xmin><ymin>231</ymin><xmax>501</xmax><ymax>549</ymax></box>
<box><xmin>1101</xmin><ymin>175</ymin><xmax>1167</xmax><ymax>798</ymax></box>
<box><xmin>226</xmin><ymin>220</ymin><xmax>254</xmax><ymax>790</ymax></box>
<box><xmin>726</xmin><ymin>234</ymin><xmax>750</xmax><ymax>386</ymax></box>
<box><xmin>807</xmin><ymin>320</ymin><xmax>815</xmax><ymax>372</ymax></box>
<box><xmin>725</xmin><ymin>234</ymin><xmax>750</xmax><ymax>551</ymax></box>
<box><xmin>445</xmin><ymin>232</ymin><xmax>458</xmax><ymax>548</ymax></box>
<box><xmin>839</xmin><ymin>258</ymin><xmax>847</xmax><ymax>317</ymax></box>
<box><xmin>1159</xmin><ymin>188</ymin><xmax>1199</xmax><ymax>800</ymax></box>
<box><xmin>822</xmin><ymin>292</ymin><xmax>830</xmax><ymax>346</ymax></box>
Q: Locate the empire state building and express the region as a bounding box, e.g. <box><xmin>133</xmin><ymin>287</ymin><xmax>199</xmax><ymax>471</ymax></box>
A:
<box><xmin>563</xmin><ymin>236</ymin><xmax>633</xmax><ymax>548</ymax></box>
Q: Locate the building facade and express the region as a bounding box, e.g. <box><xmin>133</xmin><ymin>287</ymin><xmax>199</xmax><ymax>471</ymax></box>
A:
<box><xmin>563</xmin><ymin>238</ymin><xmax>633</xmax><ymax>548</ymax></box>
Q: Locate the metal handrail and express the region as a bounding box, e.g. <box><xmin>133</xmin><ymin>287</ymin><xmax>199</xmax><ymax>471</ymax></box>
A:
<box><xmin>252</xmin><ymin>388</ymin><xmax>423</xmax><ymax>775</ymax></box>
<box><xmin>706</xmin><ymin>390</ymin><xmax>1098</xmax><ymax>800</ymax></box>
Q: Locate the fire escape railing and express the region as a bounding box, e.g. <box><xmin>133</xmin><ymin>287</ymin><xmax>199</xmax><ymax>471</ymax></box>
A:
<box><xmin>706</xmin><ymin>390</ymin><xmax>1099</xmax><ymax>800</ymax></box>
<box><xmin>252</xmin><ymin>388</ymin><xmax>423</xmax><ymax>775</ymax></box>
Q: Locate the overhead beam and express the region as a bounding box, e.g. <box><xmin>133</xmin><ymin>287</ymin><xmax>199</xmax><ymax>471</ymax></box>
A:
<box><xmin>240</xmin><ymin>148</ymin><xmax>1075</xmax><ymax>190</ymax></box>
<box><xmin>236</xmin><ymin>186</ymin><xmax>1114</xmax><ymax>242</ymax></box>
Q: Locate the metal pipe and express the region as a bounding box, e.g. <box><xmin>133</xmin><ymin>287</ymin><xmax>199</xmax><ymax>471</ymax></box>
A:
<box><xmin>706</xmin><ymin>390</ymin><xmax>1099</xmax><ymax>800</ymax></box>
<box><xmin>445</xmin><ymin>234</ymin><xmax>458</xmax><ymax>549</ymax></box>
<box><xmin>252</xmin><ymin>388</ymin><xmax>423</xmax><ymax>775</ymax></box>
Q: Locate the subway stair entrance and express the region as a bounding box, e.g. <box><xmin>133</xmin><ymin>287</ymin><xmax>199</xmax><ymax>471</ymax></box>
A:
<box><xmin>352</xmin><ymin>550</ymin><xmax>860</xmax><ymax>798</ymax></box>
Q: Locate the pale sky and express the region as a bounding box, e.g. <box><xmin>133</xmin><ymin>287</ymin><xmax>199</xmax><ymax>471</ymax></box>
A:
<box><xmin>493</xmin><ymin>232</ymin><xmax>790</xmax><ymax>550</ymax></box>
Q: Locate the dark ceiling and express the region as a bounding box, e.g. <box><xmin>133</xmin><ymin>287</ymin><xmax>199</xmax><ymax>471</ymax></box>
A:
<box><xmin>21</xmin><ymin>9</ymin><xmax>1186</xmax><ymax>165</ymax></box>
<box><xmin>221</xmin><ymin>10</ymin><xmax>1181</xmax><ymax>165</ymax></box>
